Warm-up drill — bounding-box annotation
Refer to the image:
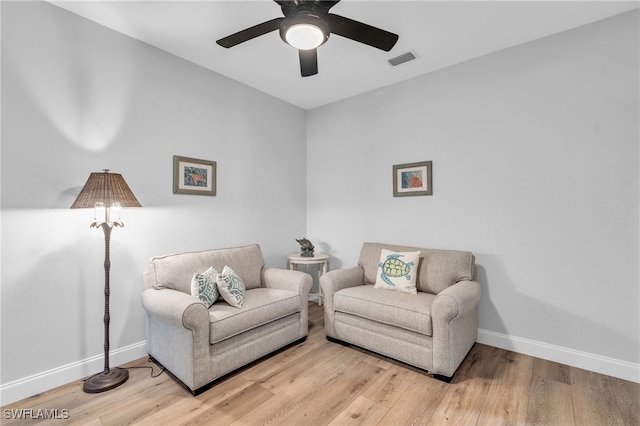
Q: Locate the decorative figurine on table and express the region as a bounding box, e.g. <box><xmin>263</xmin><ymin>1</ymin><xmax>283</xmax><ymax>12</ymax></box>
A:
<box><xmin>296</xmin><ymin>238</ymin><xmax>315</xmax><ymax>257</ymax></box>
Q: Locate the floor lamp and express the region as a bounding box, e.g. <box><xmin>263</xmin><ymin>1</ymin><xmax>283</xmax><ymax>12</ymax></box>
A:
<box><xmin>71</xmin><ymin>169</ymin><xmax>141</xmax><ymax>393</ymax></box>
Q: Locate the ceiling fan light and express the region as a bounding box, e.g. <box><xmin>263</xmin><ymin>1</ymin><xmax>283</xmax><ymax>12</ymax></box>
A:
<box><xmin>285</xmin><ymin>24</ymin><xmax>325</xmax><ymax>50</ymax></box>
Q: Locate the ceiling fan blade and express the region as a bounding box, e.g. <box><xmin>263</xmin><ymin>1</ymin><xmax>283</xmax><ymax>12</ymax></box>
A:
<box><xmin>315</xmin><ymin>1</ymin><xmax>341</xmax><ymax>11</ymax></box>
<box><xmin>216</xmin><ymin>17</ymin><xmax>284</xmax><ymax>48</ymax></box>
<box><xmin>299</xmin><ymin>49</ymin><xmax>318</xmax><ymax>77</ymax></box>
<box><xmin>326</xmin><ymin>13</ymin><xmax>398</xmax><ymax>51</ymax></box>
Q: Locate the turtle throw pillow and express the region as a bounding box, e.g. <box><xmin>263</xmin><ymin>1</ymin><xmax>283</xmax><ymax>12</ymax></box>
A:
<box><xmin>190</xmin><ymin>266</ymin><xmax>220</xmax><ymax>308</ymax></box>
<box><xmin>374</xmin><ymin>249</ymin><xmax>420</xmax><ymax>294</ymax></box>
<box><xmin>217</xmin><ymin>265</ymin><xmax>245</xmax><ymax>308</ymax></box>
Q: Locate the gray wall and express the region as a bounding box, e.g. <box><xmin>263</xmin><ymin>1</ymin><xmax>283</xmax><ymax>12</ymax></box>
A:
<box><xmin>1</xmin><ymin>1</ymin><xmax>306</xmax><ymax>393</ymax></box>
<box><xmin>307</xmin><ymin>10</ymin><xmax>639</xmax><ymax>370</ymax></box>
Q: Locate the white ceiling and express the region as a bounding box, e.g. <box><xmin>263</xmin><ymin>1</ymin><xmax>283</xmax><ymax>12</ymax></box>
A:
<box><xmin>47</xmin><ymin>1</ymin><xmax>638</xmax><ymax>110</ymax></box>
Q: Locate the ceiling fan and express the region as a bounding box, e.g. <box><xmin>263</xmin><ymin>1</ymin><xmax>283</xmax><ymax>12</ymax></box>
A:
<box><xmin>216</xmin><ymin>0</ymin><xmax>399</xmax><ymax>77</ymax></box>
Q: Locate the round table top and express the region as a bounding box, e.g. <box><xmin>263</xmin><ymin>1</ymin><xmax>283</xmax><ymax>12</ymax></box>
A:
<box><xmin>288</xmin><ymin>252</ymin><xmax>329</xmax><ymax>263</ymax></box>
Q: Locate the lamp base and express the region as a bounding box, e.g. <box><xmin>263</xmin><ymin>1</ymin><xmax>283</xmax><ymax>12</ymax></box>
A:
<box><xmin>83</xmin><ymin>367</ymin><xmax>129</xmax><ymax>393</ymax></box>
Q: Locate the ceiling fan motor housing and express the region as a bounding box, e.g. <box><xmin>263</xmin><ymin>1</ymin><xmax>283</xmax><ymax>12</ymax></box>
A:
<box><xmin>280</xmin><ymin>11</ymin><xmax>330</xmax><ymax>49</ymax></box>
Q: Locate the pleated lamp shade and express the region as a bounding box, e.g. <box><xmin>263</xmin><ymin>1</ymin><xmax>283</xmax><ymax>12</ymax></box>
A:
<box><xmin>70</xmin><ymin>169</ymin><xmax>141</xmax><ymax>209</ymax></box>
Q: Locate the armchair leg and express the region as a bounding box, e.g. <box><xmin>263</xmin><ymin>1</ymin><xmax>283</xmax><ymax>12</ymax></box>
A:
<box><xmin>432</xmin><ymin>373</ymin><xmax>454</xmax><ymax>383</ymax></box>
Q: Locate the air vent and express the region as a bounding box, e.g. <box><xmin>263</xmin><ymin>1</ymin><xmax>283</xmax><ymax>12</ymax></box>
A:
<box><xmin>388</xmin><ymin>50</ymin><xmax>418</xmax><ymax>66</ymax></box>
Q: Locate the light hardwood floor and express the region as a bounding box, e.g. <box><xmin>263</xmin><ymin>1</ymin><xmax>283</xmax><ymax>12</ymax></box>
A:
<box><xmin>3</xmin><ymin>303</ymin><xmax>638</xmax><ymax>425</ymax></box>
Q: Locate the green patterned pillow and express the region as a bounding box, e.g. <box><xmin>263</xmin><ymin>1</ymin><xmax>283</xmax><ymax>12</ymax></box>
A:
<box><xmin>374</xmin><ymin>249</ymin><xmax>420</xmax><ymax>294</ymax></box>
<box><xmin>190</xmin><ymin>266</ymin><xmax>219</xmax><ymax>308</ymax></box>
<box><xmin>217</xmin><ymin>265</ymin><xmax>245</xmax><ymax>308</ymax></box>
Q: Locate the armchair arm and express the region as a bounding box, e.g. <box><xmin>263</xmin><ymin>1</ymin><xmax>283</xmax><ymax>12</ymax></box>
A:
<box><xmin>141</xmin><ymin>287</ymin><xmax>209</xmax><ymax>330</ymax></box>
<box><xmin>431</xmin><ymin>280</ymin><xmax>482</xmax><ymax>377</ymax></box>
<box><xmin>432</xmin><ymin>280</ymin><xmax>481</xmax><ymax>321</ymax></box>
<box><xmin>319</xmin><ymin>266</ymin><xmax>364</xmax><ymax>337</ymax></box>
<box><xmin>141</xmin><ymin>288</ymin><xmax>210</xmax><ymax>391</ymax></box>
<box><xmin>262</xmin><ymin>267</ymin><xmax>312</xmax><ymax>339</ymax></box>
<box><xmin>320</xmin><ymin>267</ymin><xmax>364</xmax><ymax>296</ymax></box>
<box><xmin>262</xmin><ymin>267</ymin><xmax>312</xmax><ymax>297</ymax></box>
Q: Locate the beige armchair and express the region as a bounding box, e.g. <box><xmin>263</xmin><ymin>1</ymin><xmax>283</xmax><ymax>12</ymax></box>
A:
<box><xmin>320</xmin><ymin>242</ymin><xmax>481</xmax><ymax>381</ymax></box>
<box><xmin>141</xmin><ymin>244</ymin><xmax>312</xmax><ymax>393</ymax></box>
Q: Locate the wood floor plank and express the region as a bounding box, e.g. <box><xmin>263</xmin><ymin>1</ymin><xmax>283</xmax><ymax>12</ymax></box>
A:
<box><xmin>426</xmin><ymin>374</ymin><xmax>491</xmax><ymax>425</ymax></box>
<box><xmin>195</xmin><ymin>373</ymin><xmax>261</xmax><ymax>406</ymax></box>
<box><xmin>267</xmin><ymin>334</ymin><xmax>327</xmax><ymax>369</ymax></box>
<box><xmin>532</xmin><ymin>357</ymin><xmax>572</xmax><ymax>385</ymax></box>
<box><xmin>376</xmin><ymin>373</ymin><xmax>448</xmax><ymax>425</ymax></box>
<box><xmin>361</xmin><ymin>364</ymin><xmax>418</xmax><ymax>408</ymax></box>
<box><xmin>95</xmin><ymin>372</ymin><xmax>193</xmax><ymax>425</ymax></box>
<box><xmin>235</xmin><ymin>358</ymin><xmax>283</xmax><ymax>383</ymax></box>
<box><xmin>476</xmin><ymin>350</ymin><xmax>533</xmax><ymax>425</ymax></box>
<box><xmin>610</xmin><ymin>375</ymin><xmax>640</xmax><ymax>425</ymax></box>
<box><xmin>81</xmin><ymin>418</ymin><xmax>104</xmax><ymax>425</ymax></box>
<box><xmin>133</xmin><ymin>397</ymin><xmax>210</xmax><ymax>426</ymax></box>
<box><xmin>228</xmin><ymin>390</ymin><xmax>309</xmax><ymax>426</ymax></box>
<box><xmin>327</xmin><ymin>395</ymin><xmax>389</xmax><ymax>426</ymax></box>
<box><xmin>181</xmin><ymin>383</ymin><xmax>275</xmax><ymax>426</ymax></box>
<box><xmin>308</xmin><ymin>305</ymin><xmax>324</xmax><ymax>331</ymax></box>
<box><xmin>571</xmin><ymin>366</ymin><xmax>626</xmax><ymax>425</ymax></box>
<box><xmin>232</xmin><ymin>347</ymin><xmax>367</xmax><ymax>425</ymax></box>
<box><xmin>257</xmin><ymin>342</ymin><xmax>349</xmax><ymax>395</ymax></box>
<box><xmin>67</xmin><ymin>367</ymin><xmax>181</xmax><ymax>426</ymax></box>
<box><xmin>133</xmin><ymin>374</ymin><xmax>259</xmax><ymax>426</ymax></box>
<box><xmin>360</xmin><ymin>353</ymin><xmax>394</xmax><ymax>371</ymax></box>
<box><xmin>2</xmin><ymin>303</ymin><xmax>639</xmax><ymax>426</ymax></box>
<box><xmin>525</xmin><ymin>376</ymin><xmax>575</xmax><ymax>425</ymax></box>
<box><xmin>282</xmin><ymin>360</ymin><xmax>384</xmax><ymax>425</ymax></box>
<box><xmin>454</xmin><ymin>343</ymin><xmax>507</xmax><ymax>384</ymax></box>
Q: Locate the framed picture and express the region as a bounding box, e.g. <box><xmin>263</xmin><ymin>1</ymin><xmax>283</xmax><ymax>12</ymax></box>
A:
<box><xmin>393</xmin><ymin>161</ymin><xmax>432</xmax><ymax>197</ymax></box>
<box><xmin>173</xmin><ymin>155</ymin><xmax>216</xmax><ymax>196</ymax></box>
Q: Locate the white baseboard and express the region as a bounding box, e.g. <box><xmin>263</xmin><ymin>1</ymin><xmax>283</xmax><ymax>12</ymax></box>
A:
<box><xmin>0</xmin><ymin>341</ymin><xmax>148</xmax><ymax>406</ymax></box>
<box><xmin>477</xmin><ymin>328</ymin><xmax>639</xmax><ymax>383</ymax></box>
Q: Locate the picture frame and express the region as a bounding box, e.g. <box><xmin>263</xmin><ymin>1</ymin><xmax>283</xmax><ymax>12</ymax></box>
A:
<box><xmin>173</xmin><ymin>155</ymin><xmax>216</xmax><ymax>196</ymax></box>
<box><xmin>393</xmin><ymin>161</ymin><xmax>432</xmax><ymax>197</ymax></box>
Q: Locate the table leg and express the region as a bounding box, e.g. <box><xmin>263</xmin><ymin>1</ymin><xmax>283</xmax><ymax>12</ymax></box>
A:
<box><xmin>316</xmin><ymin>261</ymin><xmax>328</xmax><ymax>306</ymax></box>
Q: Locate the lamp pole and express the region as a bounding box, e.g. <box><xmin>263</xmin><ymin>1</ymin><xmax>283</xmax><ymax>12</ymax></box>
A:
<box><xmin>83</xmin><ymin>213</ymin><xmax>128</xmax><ymax>393</ymax></box>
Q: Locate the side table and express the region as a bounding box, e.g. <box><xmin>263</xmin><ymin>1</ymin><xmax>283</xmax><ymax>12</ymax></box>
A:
<box><xmin>288</xmin><ymin>253</ymin><xmax>329</xmax><ymax>306</ymax></box>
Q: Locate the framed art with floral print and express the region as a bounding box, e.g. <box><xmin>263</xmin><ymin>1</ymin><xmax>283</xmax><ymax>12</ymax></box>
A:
<box><xmin>173</xmin><ymin>155</ymin><xmax>216</xmax><ymax>196</ymax></box>
<box><xmin>393</xmin><ymin>161</ymin><xmax>432</xmax><ymax>197</ymax></box>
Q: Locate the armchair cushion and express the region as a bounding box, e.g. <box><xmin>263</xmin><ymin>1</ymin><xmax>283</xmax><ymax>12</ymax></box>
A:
<box><xmin>359</xmin><ymin>242</ymin><xmax>475</xmax><ymax>294</ymax></box>
<box><xmin>148</xmin><ymin>245</ymin><xmax>265</xmax><ymax>293</ymax></box>
<box><xmin>209</xmin><ymin>288</ymin><xmax>300</xmax><ymax>344</ymax></box>
<box><xmin>334</xmin><ymin>285</ymin><xmax>435</xmax><ymax>336</ymax></box>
